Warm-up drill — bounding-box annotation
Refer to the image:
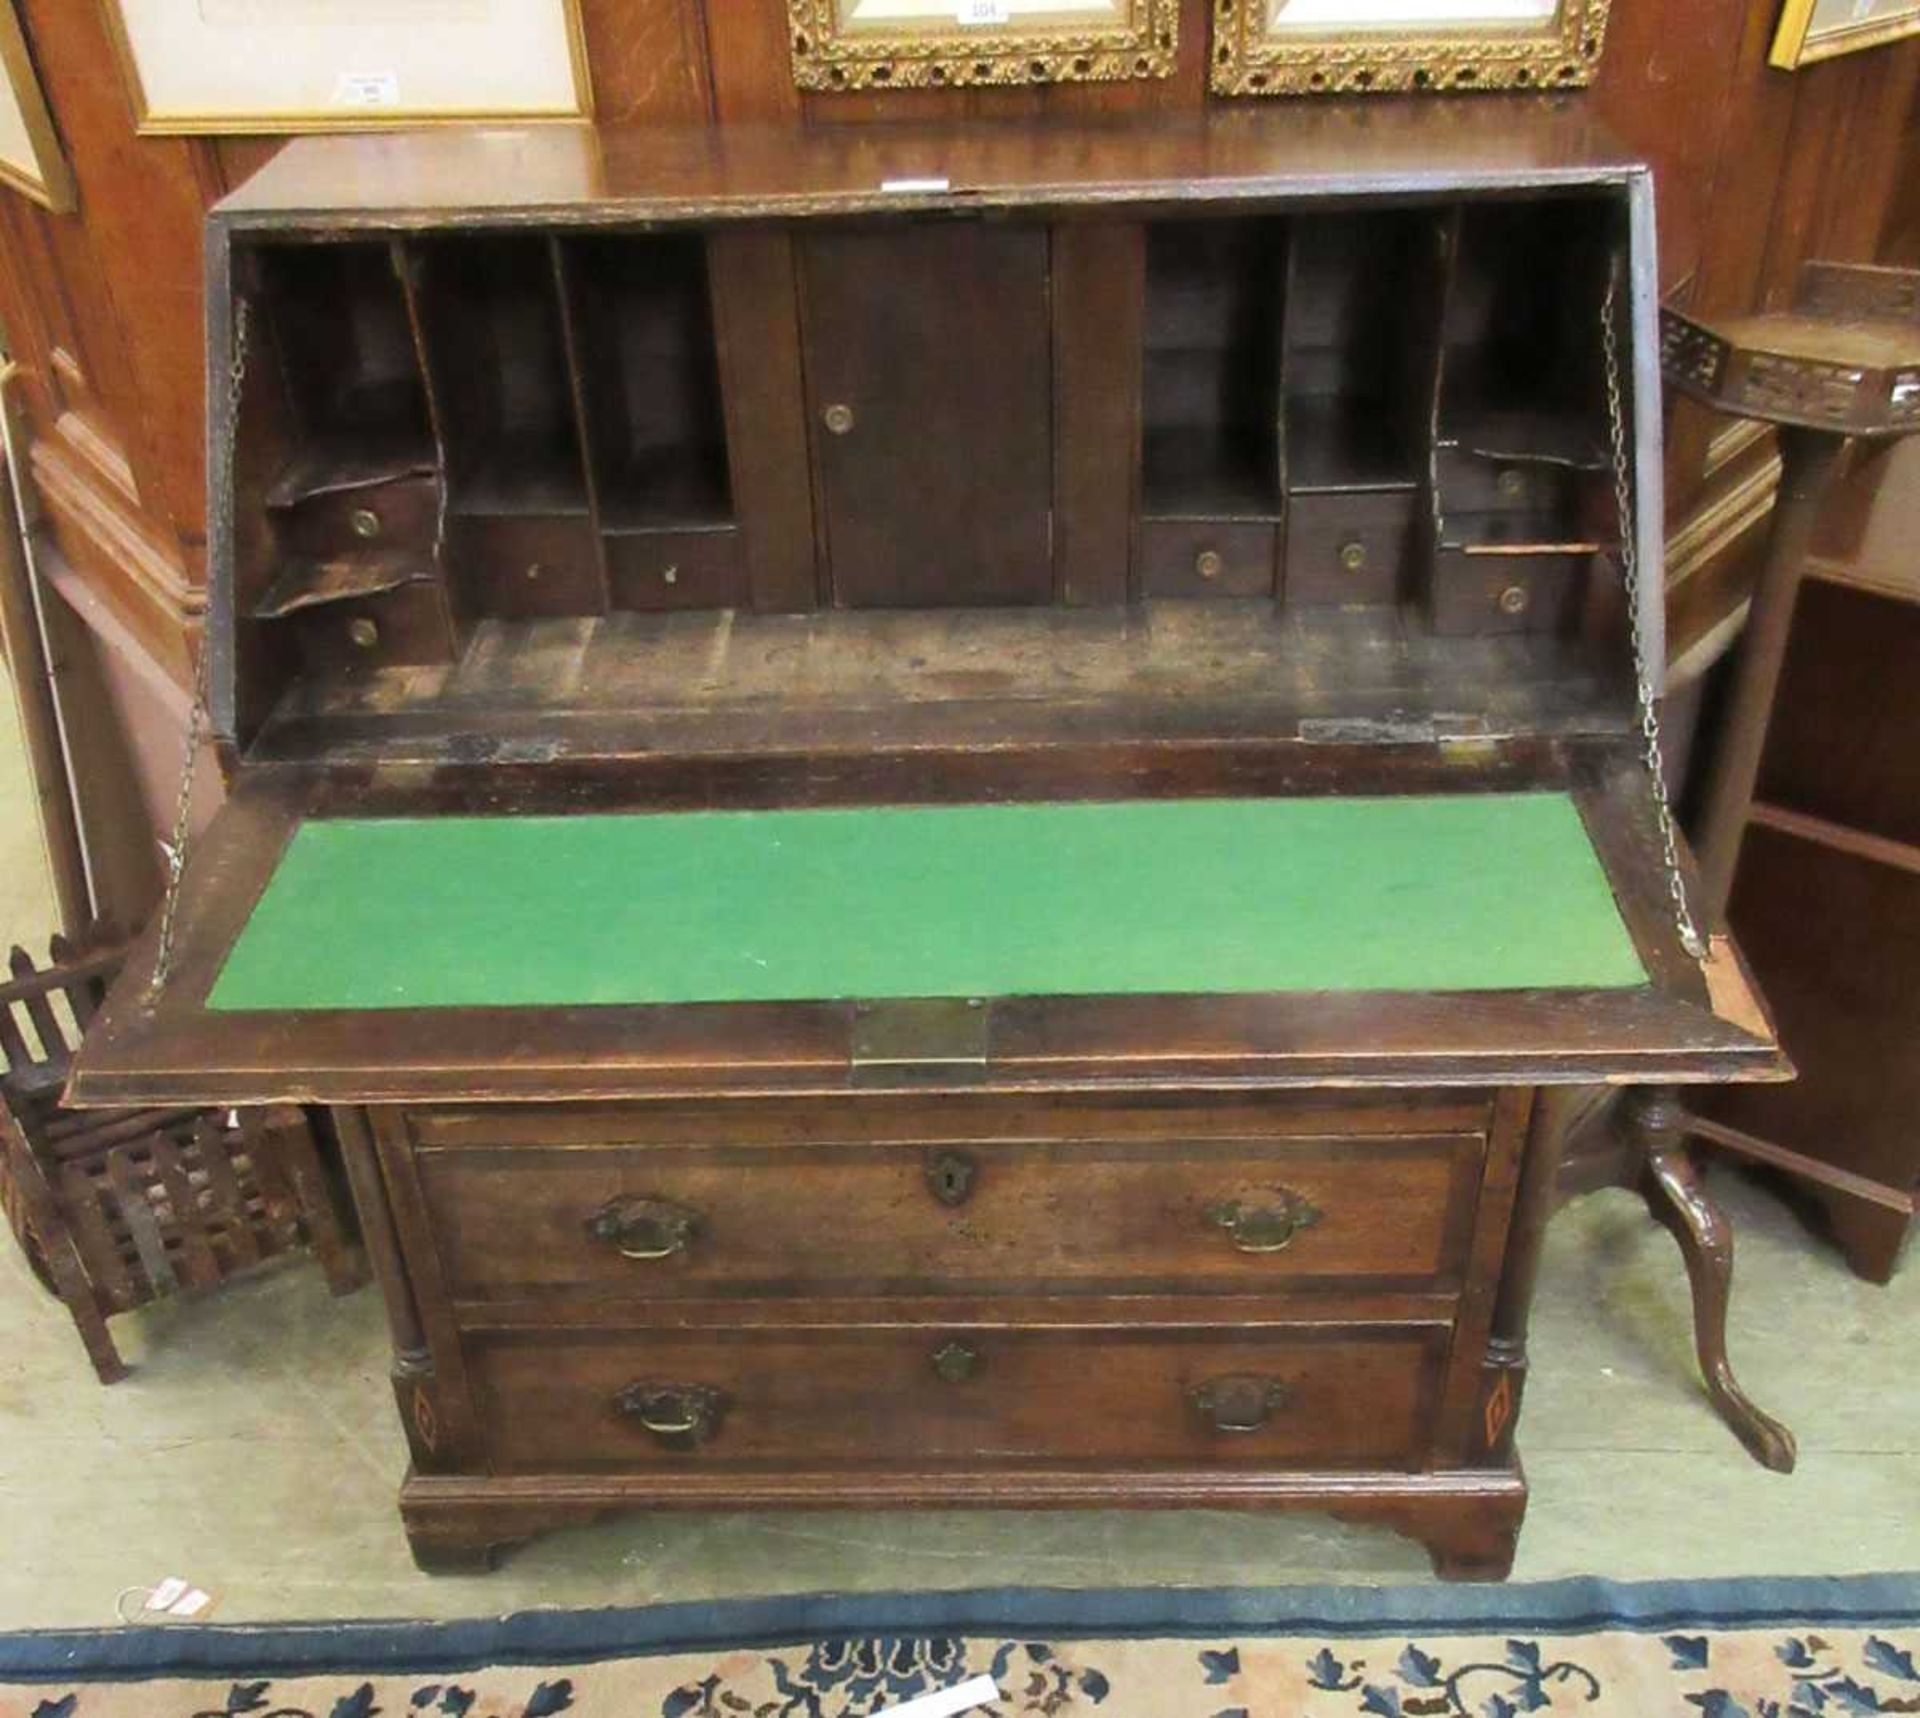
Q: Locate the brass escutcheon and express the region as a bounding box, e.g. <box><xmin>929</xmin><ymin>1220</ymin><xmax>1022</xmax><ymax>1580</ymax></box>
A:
<box><xmin>349</xmin><ymin>506</ymin><xmax>382</xmax><ymax>539</ymax></box>
<box><xmin>824</xmin><ymin>403</ymin><xmax>856</xmax><ymax>436</ymax></box>
<box><xmin>924</xmin><ymin>1148</ymin><xmax>978</xmax><ymax>1208</ymax></box>
<box><xmin>346</xmin><ymin>617</ymin><xmax>380</xmax><ymax>650</ymax></box>
<box><xmin>1498</xmin><ymin>583</ymin><xmax>1531</xmax><ymax>616</ymax></box>
<box><xmin>1496</xmin><ymin>467</ymin><xmax>1527</xmax><ymax>501</ymax></box>
<box><xmin>931</xmin><ymin>1340</ymin><xmax>981</xmax><ymax>1383</ymax></box>
<box><xmin>1338</xmin><ymin>539</ymin><xmax>1368</xmax><ymax>573</ymax></box>
<box><xmin>1194</xmin><ymin>548</ymin><xmax>1224</xmax><ymax>581</ymax></box>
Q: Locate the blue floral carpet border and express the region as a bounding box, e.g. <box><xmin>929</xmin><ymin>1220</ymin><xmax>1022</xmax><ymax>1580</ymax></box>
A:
<box><xmin>2</xmin><ymin>1573</ymin><xmax>1917</xmax><ymax>1685</ymax></box>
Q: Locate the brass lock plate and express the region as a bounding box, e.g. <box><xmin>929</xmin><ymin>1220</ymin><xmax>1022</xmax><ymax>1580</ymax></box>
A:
<box><xmin>851</xmin><ymin>998</ymin><xmax>990</xmax><ymax>1087</ymax></box>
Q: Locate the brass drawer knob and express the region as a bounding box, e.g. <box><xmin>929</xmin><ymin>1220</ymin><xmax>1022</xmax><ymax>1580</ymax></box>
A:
<box><xmin>1498</xmin><ymin>582</ymin><xmax>1532</xmax><ymax>616</ymax></box>
<box><xmin>617</xmin><ymin>1380</ymin><xmax>725</xmax><ymax>1448</ymax></box>
<box><xmin>1191</xmin><ymin>1373</ymin><xmax>1289</xmax><ymax>1434</ymax></box>
<box><xmin>349</xmin><ymin>506</ymin><xmax>383</xmax><ymax>540</ymax></box>
<box><xmin>1338</xmin><ymin>539</ymin><xmax>1368</xmax><ymax>573</ymax></box>
<box><xmin>823</xmin><ymin>402</ymin><xmax>856</xmax><ymax>436</ymax></box>
<box><xmin>931</xmin><ymin>1339</ymin><xmax>981</xmax><ymax>1383</ymax></box>
<box><xmin>587</xmin><ymin>1194</ymin><xmax>702</xmax><ymax>1261</ymax></box>
<box><xmin>925</xmin><ymin>1148</ymin><xmax>977</xmax><ymax>1208</ymax></box>
<box><xmin>346</xmin><ymin>616</ymin><xmax>381</xmax><ymax>651</ymax></box>
<box><xmin>1194</xmin><ymin>548</ymin><xmax>1224</xmax><ymax>581</ymax></box>
<box><xmin>1206</xmin><ymin>1189</ymin><xmax>1321</xmax><ymax>1254</ymax></box>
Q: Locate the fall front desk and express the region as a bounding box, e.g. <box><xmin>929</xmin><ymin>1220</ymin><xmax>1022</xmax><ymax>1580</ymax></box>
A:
<box><xmin>71</xmin><ymin>107</ymin><xmax>1781</xmax><ymax>1577</ymax></box>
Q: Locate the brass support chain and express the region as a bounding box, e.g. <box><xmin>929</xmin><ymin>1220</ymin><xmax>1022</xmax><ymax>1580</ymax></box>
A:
<box><xmin>151</xmin><ymin>296</ymin><xmax>249</xmax><ymax>994</ymax></box>
<box><xmin>1601</xmin><ymin>271</ymin><xmax>1708</xmax><ymax>961</ymax></box>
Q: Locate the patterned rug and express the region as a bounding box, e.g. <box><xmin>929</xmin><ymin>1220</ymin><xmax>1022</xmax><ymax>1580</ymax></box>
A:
<box><xmin>2</xmin><ymin>1575</ymin><xmax>1917</xmax><ymax>1718</ymax></box>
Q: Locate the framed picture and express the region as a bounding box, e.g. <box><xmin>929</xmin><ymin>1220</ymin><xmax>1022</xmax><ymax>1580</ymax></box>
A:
<box><xmin>788</xmin><ymin>0</ymin><xmax>1179</xmax><ymax>91</ymax></box>
<box><xmin>1770</xmin><ymin>0</ymin><xmax>1920</xmax><ymax>67</ymax></box>
<box><xmin>102</xmin><ymin>0</ymin><xmax>592</xmax><ymax>135</ymax></box>
<box><xmin>0</xmin><ymin>1</ymin><xmax>73</xmax><ymax>211</ymax></box>
<box><xmin>1210</xmin><ymin>0</ymin><xmax>1614</xmax><ymax>97</ymax></box>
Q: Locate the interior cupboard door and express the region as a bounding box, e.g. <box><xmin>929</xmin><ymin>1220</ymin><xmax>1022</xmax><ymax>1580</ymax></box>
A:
<box><xmin>801</xmin><ymin>224</ymin><xmax>1053</xmax><ymax>607</ymax></box>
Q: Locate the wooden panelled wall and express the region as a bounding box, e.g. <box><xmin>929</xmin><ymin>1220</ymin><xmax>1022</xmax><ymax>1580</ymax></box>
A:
<box><xmin>0</xmin><ymin>0</ymin><xmax>1913</xmax><ymax>871</ymax></box>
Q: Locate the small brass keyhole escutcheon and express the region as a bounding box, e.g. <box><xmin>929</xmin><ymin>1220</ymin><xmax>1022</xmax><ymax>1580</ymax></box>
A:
<box><xmin>1339</xmin><ymin>540</ymin><xmax>1367</xmax><ymax>574</ymax></box>
<box><xmin>925</xmin><ymin>1149</ymin><xmax>977</xmax><ymax>1208</ymax></box>
<box><xmin>526</xmin><ymin>562</ymin><xmax>545</xmax><ymax>582</ymax></box>
<box><xmin>662</xmin><ymin>564</ymin><xmax>679</xmax><ymax>586</ymax></box>
<box><xmin>932</xmin><ymin>1340</ymin><xmax>981</xmax><ymax>1383</ymax></box>
<box><xmin>824</xmin><ymin>403</ymin><xmax>856</xmax><ymax>436</ymax></box>
<box><xmin>347</xmin><ymin>617</ymin><xmax>381</xmax><ymax>651</ymax></box>
<box><xmin>1194</xmin><ymin>548</ymin><xmax>1224</xmax><ymax>581</ymax></box>
<box><xmin>1498</xmin><ymin>583</ymin><xmax>1531</xmax><ymax>616</ymax></box>
<box><xmin>1496</xmin><ymin>467</ymin><xmax>1527</xmax><ymax>501</ymax></box>
<box><xmin>349</xmin><ymin>507</ymin><xmax>382</xmax><ymax>540</ymax></box>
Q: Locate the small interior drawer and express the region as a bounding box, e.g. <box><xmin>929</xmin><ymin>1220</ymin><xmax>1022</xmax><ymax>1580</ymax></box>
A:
<box><xmin>281</xmin><ymin>581</ymin><xmax>455</xmax><ymax>674</ymax></box>
<box><xmin>470</xmin><ymin>1319</ymin><xmax>1447</xmax><ymax>1474</ymax></box>
<box><xmin>448</xmin><ymin>514</ymin><xmax>603</xmax><ymax>618</ymax></box>
<box><xmin>414</xmin><ymin>1124</ymin><xmax>1486</xmax><ymax>1302</ymax></box>
<box><xmin>1137</xmin><ymin>519</ymin><xmax>1277</xmax><ymax>598</ymax></box>
<box><xmin>1434</xmin><ymin>448</ymin><xmax>1577</xmax><ymax>516</ymax></box>
<box><xmin>274</xmin><ymin>474</ymin><xmax>440</xmax><ymax>560</ymax></box>
<box><xmin>604</xmin><ymin>528</ymin><xmax>746</xmax><ymax>610</ymax></box>
<box><xmin>1284</xmin><ymin>490</ymin><xmax>1416</xmax><ymax>605</ymax></box>
<box><xmin>1428</xmin><ymin>547</ymin><xmax>1586</xmax><ymax>636</ymax></box>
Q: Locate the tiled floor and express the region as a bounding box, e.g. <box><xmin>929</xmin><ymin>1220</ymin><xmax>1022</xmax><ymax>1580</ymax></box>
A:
<box><xmin>0</xmin><ymin>663</ymin><xmax>1913</xmax><ymax>1630</ymax></box>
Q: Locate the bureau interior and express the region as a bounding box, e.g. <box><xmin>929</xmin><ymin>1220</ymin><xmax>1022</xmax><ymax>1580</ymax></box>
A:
<box><xmin>226</xmin><ymin>190</ymin><xmax>1636</xmax><ymax>756</ymax></box>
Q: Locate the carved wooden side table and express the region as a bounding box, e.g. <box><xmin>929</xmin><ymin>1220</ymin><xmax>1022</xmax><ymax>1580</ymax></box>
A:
<box><xmin>1566</xmin><ymin>261</ymin><xmax>1920</xmax><ymax>1473</ymax></box>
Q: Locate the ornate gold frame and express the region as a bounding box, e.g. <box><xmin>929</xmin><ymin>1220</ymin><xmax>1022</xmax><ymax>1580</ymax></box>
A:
<box><xmin>1769</xmin><ymin>0</ymin><xmax>1920</xmax><ymax>68</ymax></box>
<box><xmin>0</xmin><ymin>0</ymin><xmax>73</xmax><ymax>212</ymax></box>
<box><xmin>99</xmin><ymin>0</ymin><xmax>592</xmax><ymax>135</ymax></box>
<box><xmin>788</xmin><ymin>0</ymin><xmax>1179</xmax><ymax>91</ymax></box>
<box><xmin>1210</xmin><ymin>0</ymin><xmax>1613</xmax><ymax>97</ymax></box>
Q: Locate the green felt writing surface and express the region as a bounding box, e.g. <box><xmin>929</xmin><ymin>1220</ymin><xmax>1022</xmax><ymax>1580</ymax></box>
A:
<box><xmin>206</xmin><ymin>794</ymin><xmax>1647</xmax><ymax>1012</ymax></box>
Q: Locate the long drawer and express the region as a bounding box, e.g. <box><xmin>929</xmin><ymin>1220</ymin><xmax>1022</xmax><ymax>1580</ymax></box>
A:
<box><xmin>468</xmin><ymin>1320</ymin><xmax>1448</xmax><ymax>1474</ymax></box>
<box><xmin>411</xmin><ymin>1120</ymin><xmax>1488</xmax><ymax>1301</ymax></box>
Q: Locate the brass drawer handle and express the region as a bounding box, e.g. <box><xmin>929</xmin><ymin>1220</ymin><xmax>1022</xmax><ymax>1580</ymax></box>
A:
<box><xmin>587</xmin><ymin>1194</ymin><xmax>702</xmax><ymax>1261</ymax></box>
<box><xmin>617</xmin><ymin>1381</ymin><xmax>725</xmax><ymax>1448</ymax></box>
<box><xmin>1192</xmin><ymin>1373</ymin><xmax>1289</xmax><ymax>1434</ymax></box>
<box><xmin>1206</xmin><ymin>1189</ymin><xmax>1321</xmax><ymax>1254</ymax></box>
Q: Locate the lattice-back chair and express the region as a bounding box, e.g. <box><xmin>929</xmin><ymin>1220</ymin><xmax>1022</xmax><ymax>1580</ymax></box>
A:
<box><xmin>0</xmin><ymin>922</ymin><xmax>365</xmax><ymax>1382</ymax></box>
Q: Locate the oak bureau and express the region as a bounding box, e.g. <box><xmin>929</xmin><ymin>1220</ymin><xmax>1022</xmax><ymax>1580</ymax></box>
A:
<box><xmin>70</xmin><ymin>104</ymin><xmax>1784</xmax><ymax>1577</ymax></box>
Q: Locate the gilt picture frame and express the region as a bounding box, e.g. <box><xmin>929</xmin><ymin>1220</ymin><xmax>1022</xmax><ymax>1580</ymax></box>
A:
<box><xmin>1210</xmin><ymin>0</ymin><xmax>1614</xmax><ymax>97</ymax></box>
<box><xmin>788</xmin><ymin>0</ymin><xmax>1180</xmax><ymax>91</ymax></box>
<box><xmin>100</xmin><ymin>0</ymin><xmax>592</xmax><ymax>136</ymax></box>
<box><xmin>1770</xmin><ymin>0</ymin><xmax>1920</xmax><ymax>68</ymax></box>
<box><xmin>0</xmin><ymin>1</ymin><xmax>73</xmax><ymax>212</ymax></box>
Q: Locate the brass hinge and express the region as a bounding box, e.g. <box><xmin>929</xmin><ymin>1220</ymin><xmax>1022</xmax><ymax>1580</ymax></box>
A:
<box><xmin>850</xmin><ymin>997</ymin><xmax>991</xmax><ymax>1087</ymax></box>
